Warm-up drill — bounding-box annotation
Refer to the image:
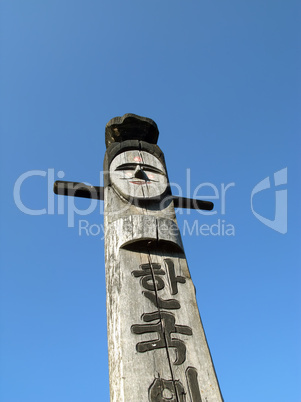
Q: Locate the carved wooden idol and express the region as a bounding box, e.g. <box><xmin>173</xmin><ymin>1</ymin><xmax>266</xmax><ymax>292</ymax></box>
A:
<box><xmin>103</xmin><ymin>114</ymin><xmax>223</xmax><ymax>402</ymax></box>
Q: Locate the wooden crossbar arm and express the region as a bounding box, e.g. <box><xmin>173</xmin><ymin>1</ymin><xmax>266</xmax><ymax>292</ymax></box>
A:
<box><xmin>53</xmin><ymin>180</ymin><xmax>214</xmax><ymax>211</ymax></box>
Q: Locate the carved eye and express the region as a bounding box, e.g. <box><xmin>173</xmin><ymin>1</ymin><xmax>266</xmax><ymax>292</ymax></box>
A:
<box><xmin>115</xmin><ymin>163</ymin><xmax>165</xmax><ymax>175</ymax></box>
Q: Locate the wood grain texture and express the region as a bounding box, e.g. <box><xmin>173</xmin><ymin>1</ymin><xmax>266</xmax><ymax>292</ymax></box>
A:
<box><xmin>104</xmin><ymin>140</ymin><xmax>223</xmax><ymax>402</ymax></box>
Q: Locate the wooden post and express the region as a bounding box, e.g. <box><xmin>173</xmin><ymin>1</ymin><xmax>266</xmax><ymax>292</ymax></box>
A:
<box><xmin>103</xmin><ymin>114</ymin><xmax>223</xmax><ymax>402</ymax></box>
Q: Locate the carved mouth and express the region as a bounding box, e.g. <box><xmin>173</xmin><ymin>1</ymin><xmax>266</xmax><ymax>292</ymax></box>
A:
<box><xmin>129</xmin><ymin>180</ymin><xmax>150</xmax><ymax>185</ymax></box>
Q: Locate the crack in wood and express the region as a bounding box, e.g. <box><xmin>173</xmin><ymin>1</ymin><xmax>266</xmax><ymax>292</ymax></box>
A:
<box><xmin>146</xmin><ymin>246</ymin><xmax>181</xmax><ymax>402</ymax></box>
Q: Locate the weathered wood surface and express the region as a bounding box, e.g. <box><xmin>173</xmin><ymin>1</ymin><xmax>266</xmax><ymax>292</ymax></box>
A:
<box><xmin>105</xmin><ymin>113</ymin><xmax>159</xmax><ymax>148</ymax></box>
<box><xmin>104</xmin><ymin>115</ymin><xmax>223</xmax><ymax>402</ymax></box>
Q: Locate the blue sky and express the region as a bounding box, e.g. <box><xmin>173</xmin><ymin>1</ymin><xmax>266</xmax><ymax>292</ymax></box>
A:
<box><xmin>0</xmin><ymin>1</ymin><xmax>300</xmax><ymax>401</ymax></box>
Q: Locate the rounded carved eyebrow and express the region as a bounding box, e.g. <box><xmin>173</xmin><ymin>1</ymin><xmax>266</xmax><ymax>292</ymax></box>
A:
<box><xmin>115</xmin><ymin>163</ymin><xmax>165</xmax><ymax>175</ymax></box>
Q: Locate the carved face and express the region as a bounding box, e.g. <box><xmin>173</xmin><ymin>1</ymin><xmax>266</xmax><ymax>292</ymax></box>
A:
<box><xmin>109</xmin><ymin>150</ymin><xmax>168</xmax><ymax>200</ymax></box>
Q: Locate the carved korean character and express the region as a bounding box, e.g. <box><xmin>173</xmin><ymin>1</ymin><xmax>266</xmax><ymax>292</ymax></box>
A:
<box><xmin>131</xmin><ymin>311</ymin><xmax>192</xmax><ymax>365</ymax></box>
<box><xmin>148</xmin><ymin>377</ymin><xmax>186</xmax><ymax>402</ymax></box>
<box><xmin>164</xmin><ymin>259</ymin><xmax>186</xmax><ymax>295</ymax></box>
<box><xmin>143</xmin><ymin>291</ymin><xmax>180</xmax><ymax>310</ymax></box>
<box><xmin>148</xmin><ymin>368</ymin><xmax>202</xmax><ymax>402</ymax></box>
<box><xmin>132</xmin><ymin>263</ymin><xmax>165</xmax><ymax>291</ymax></box>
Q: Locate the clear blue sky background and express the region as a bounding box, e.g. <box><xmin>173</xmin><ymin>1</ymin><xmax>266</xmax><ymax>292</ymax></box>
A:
<box><xmin>0</xmin><ymin>1</ymin><xmax>300</xmax><ymax>401</ymax></box>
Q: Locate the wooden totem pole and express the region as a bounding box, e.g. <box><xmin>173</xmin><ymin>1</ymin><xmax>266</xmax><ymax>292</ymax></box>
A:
<box><xmin>54</xmin><ymin>113</ymin><xmax>223</xmax><ymax>401</ymax></box>
<box><xmin>103</xmin><ymin>114</ymin><xmax>223</xmax><ymax>402</ymax></box>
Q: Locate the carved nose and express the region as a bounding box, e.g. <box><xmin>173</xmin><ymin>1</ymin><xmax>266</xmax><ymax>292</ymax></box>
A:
<box><xmin>134</xmin><ymin>165</ymin><xmax>147</xmax><ymax>180</ymax></box>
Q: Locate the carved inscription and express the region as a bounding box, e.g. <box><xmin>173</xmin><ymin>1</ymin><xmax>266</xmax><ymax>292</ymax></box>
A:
<box><xmin>148</xmin><ymin>377</ymin><xmax>186</xmax><ymax>402</ymax></box>
<box><xmin>131</xmin><ymin>260</ymin><xmax>190</xmax><ymax>364</ymax></box>
<box><xmin>132</xmin><ymin>263</ymin><xmax>166</xmax><ymax>291</ymax></box>
<box><xmin>131</xmin><ymin>259</ymin><xmax>203</xmax><ymax>400</ymax></box>
<box><xmin>185</xmin><ymin>367</ymin><xmax>202</xmax><ymax>402</ymax></box>
<box><xmin>132</xmin><ymin>261</ymin><xmax>186</xmax><ymax>296</ymax></box>
<box><xmin>143</xmin><ymin>291</ymin><xmax>181</xmax><ymax>310</ymax></box>
<box><xmin>131</xmin><ymin>311</ymin><xmax>192</xmax><ymax>365</ymax></box>
<box><xmin>164</xmin><ymin>259</ymin><xmax>186</xmax><ymax>295</ymax></box>
<box><xmin>148</xmin><ymin>367</ymin><xmax>202</xmax><ymax>402</ymax></box>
